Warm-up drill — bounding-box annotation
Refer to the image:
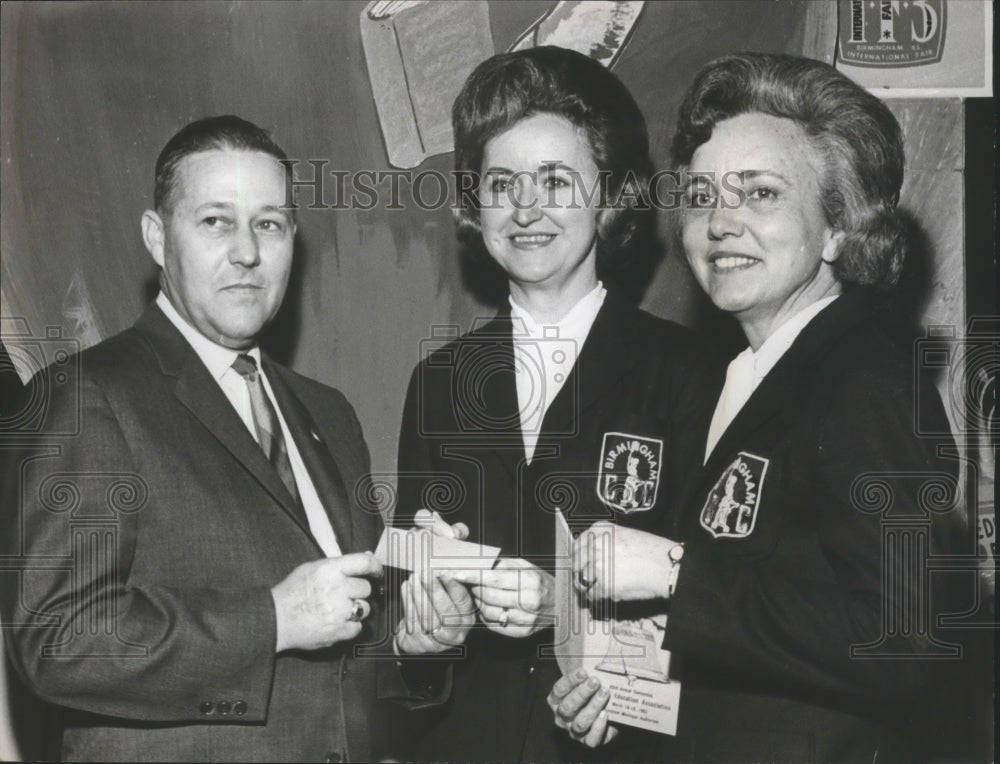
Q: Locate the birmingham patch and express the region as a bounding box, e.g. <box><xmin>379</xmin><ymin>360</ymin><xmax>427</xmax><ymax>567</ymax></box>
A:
<box><xmin>597</xmin><ymin>432</ymin><xmax>662</xmax><ymax>513</ymax></box>
<box><xmin>700</xmin><ymin>452</ymin><xmax>769</xmax><ymax>539</ymax></box>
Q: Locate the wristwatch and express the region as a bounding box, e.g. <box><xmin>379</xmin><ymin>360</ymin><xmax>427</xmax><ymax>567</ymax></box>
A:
<box><xmin>666</xmin><ymin>542</ymin><xmax>684</xmax><ymax>598</ymax></box>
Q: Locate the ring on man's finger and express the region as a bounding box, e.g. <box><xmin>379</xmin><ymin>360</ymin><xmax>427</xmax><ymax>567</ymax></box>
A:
<box><xmin>576</xmin><ymin>569</ymin><xmax>596</xmax><ymax>589</ymax></box>
<box><xmin>498</xmin><ymin>607</ymin><xmax>510</xmax><ymax>628</ymax></box>
<box><xmin>348</xmin><ymin>598</ymin><xmax>369</xmax><ymax>622</ymax></box>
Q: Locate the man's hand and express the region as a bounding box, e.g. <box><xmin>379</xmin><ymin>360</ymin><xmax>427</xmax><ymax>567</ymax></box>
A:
<box><xmin>447</xmin><ymin>558</ymin><xmax>555</xmax><ymax>638</ymax></box>
<box><xmin>573</xmin><ymin>521</ymin><xmax>675</xmax><ymax>602</ymax></box>
<box><xmin>271</xmin><ymin>552</ymin><xmax>383</xmax><ymax>652</ymax></box>
<box><xmin>394</xmin><ymin>573</ymin><xmax>476</xmax><ymax>654</ymax></box>
<box><xmin>548</xmin><ymin>669</ymin><xmax>619</xmax><ymax>747</ymax></box>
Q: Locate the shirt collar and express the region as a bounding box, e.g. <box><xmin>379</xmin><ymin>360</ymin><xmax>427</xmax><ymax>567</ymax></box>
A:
<box><xmin>155</xmin><ymin>292</ymin><xmax>261</xmax><ymax>381</ymax></box>
<box><xmin>749</xmin><ymin>294</ymin><xmax>839</xmax><ymax>383</ymax></box>
<box><xmin>509</xmin><ymin>282</ymin><xmax>607</xmax><ymax>346</ymax></box>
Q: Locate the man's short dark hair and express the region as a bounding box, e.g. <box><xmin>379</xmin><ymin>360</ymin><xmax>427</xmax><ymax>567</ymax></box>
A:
<box><xmin>153</xmin><ymin>115</ymin><xmax>289</xmax><ymax>213</ymax></box>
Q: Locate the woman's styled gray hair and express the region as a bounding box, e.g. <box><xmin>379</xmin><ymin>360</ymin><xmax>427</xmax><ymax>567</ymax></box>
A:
<box><xmin>672</xmin><ymin>52</ymin><xmax>907</xmax><ymax>289</ymax></box>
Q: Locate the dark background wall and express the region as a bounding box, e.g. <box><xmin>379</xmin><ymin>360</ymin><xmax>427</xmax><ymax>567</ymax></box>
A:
<box><xmin>1</xmin><ymin>0</ymin><xmax>856</xmax><ymax>478</ymax></box>
<box><xmin>0</xmin><ymin>1</ymin><xmax>969</xmax><ymax>478</ymax></box>
<box><xmin>0</xmin><ymin>2</ymin><xmax>985</xmax><ymax>759</ymax></box>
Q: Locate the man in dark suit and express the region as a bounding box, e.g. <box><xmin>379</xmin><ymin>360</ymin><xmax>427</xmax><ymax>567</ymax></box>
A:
<box><xmin>0</xmin><ymin>116</ymin><xmax>424</xmax><ymax>762</ymax></box>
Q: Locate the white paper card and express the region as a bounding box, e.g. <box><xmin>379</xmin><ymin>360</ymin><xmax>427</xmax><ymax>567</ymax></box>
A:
<box><xmin>374</xmin><ymin>526</ymin><xmax>501</xmax><ymax>572</ymax></box>
<box><xmin>554</xmin><ymin>511</ymin><xmax>681</xmax><ymax>735</ymax></box>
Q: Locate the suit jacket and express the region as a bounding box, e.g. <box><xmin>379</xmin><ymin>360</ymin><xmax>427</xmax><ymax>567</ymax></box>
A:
<box><xmin>394</xmin><ymin>289</ymin><xmax>718</xmax><ymax>762</ymax></box>
<box><xmin>0</xmin><ymin>304</ymin><xmax>412</xmax><ymax>763</ymax></box>
<box><xmin>662</xmin><ymin>291</ymin><xmax>967</xmax><ymax>763</ymax></box>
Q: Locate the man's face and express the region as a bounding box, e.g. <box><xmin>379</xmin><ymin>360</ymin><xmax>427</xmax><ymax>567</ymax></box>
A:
<box><xmin>143</xmin><ymin>148</ymin><xmax>295</xmax><ymax>349</ymax></box>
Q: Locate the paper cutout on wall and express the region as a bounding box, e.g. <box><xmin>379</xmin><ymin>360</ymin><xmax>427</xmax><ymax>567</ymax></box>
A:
<box><xmin>360</xmin><ymin>0</ymin><xmax>494</xmax><ymax>169</ymax></box>
<box><xmin>509</xmin><ymin>0</ymin><xmax>645</xmax><ymax>67</ymax></box>
<box><xmin>361</xmin><ymin>0</ymin><xmax>646</xmax><ymax>168</ymax></box>
<box><xmin>62</xmin><ymin>273</ymin><xmax>104</xmax><ymax>351</ymax></box>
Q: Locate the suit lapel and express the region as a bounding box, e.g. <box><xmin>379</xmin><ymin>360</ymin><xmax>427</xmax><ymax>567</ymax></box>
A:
<box><xmin>264</xmin><ymin>361</ymin><xmax>354</xmax><ymax>551</ymax></box>
<box><xmin>135</xmin><ymin>305</ymin><xmax>313</xmax><ymax>537</ymax></box>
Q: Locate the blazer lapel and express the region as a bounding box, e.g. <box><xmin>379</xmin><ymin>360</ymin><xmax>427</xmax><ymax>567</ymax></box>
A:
<box><xmin>701</xmin><ymin>291</ymin><xmax>878</xmax><ymax>477</ymax></box>
<box><xmin>540</xmin><ymin>289</ymin><xmax>638</xmax><ymax>436</ymax></box>
<box><xmin>264</xmin><ymin>361</ymin><xmax>354</xmax><ymax>551</ymax></box>
<box><xmin>471</xmin><ymin>313</ymin><xmax>529</xmax><ymax>482</ymax></box>
<box><xmin>134</xmin><ymin>305</ymin><xmax>312</xmax><ymax>536</ymax></box>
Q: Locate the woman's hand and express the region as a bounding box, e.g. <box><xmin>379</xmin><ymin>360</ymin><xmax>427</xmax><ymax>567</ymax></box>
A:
<box><xmin>573</xmin><ymin>521</ymin><xmax>677</xmax><ymax>602</ymax></box>
<box><xmin>548</xmin><ymin>669</ymin><xmax>619</xmax><ymax>747</ymax></box>
<box><xmin>394</xmin><ymin>572</ymin><xmax>476</xmax><ymax>654</ymax></box>
<box><xmin>412</xmin><ymin>508</ymin><xmax>470</xmax><ymax>540</ymax></box>
<box><xmin>447</xmin><ymin>558</ymin><xmax>555</xmax><ymax>638</ymax></box>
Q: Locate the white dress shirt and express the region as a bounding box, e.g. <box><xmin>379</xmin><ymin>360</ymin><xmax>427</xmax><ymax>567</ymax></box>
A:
<box><xmin>509</xmin><ymin>283</ymin><xmax>606</xmax><ymax>463</ymax></box>
<box><xmin>704</xmin><ymin>295</ymin><xmax>839</xmax><ymax>463</ymax></box>
<box><xmin>156</xmin><ymin>293</ymin><xmax>341</xmax><ymax>556</ymax></box>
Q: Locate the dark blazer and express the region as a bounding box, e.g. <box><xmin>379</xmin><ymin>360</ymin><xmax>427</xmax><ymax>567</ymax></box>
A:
<box><xmin>0</xmin><ymin>304</ymin><xmax>411</xmax><ymax>763</ymax></box>
<box><xmin>394</xmin><ymin>289</ymin><xmax>717</xmax><ymax>762</ymax></box>
<box><xmin>662</xmin><ymin>291</ymin><xmax>967</xmax><ymax>763</ymax></box>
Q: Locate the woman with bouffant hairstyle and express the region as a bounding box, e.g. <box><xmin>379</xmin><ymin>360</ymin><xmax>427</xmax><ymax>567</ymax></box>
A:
<box><xmin>451</xmin><ymin>44</ymin><xmax>657</xmax><ymax>294</ymax></box>
<box><xmin>552</xmin><ymin>52</ymin><xmax>967</xmax><ymax>763</ymax></box>
<box><xmin>393</xmin><ymin>46</ymin><xmax>713</xmax><ymax>762</ymax></box>
<box><xmin>671</xmin><ymin>51</ymin><xmax>908</xmax><ymax>289</ymax></box>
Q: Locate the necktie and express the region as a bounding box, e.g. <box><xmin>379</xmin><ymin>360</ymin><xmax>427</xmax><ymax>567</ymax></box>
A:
<box><xmin>704</xmin><ymin>348</ymin><xmax>756</xmax><ymax>463</ymax></box>
<box><xmin>231</xmin><ymin>354</ymin><xmax>300</xmax><ymax>505</ymax></box>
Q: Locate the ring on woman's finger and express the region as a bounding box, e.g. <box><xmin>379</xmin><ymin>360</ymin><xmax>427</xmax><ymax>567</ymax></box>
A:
<box><xmin>498</xmin><ymin>607</ymin><xmax>510</xmax><ymax>628</ymax></box>
<box><xmin>348</xmin><ymin>598</ymin><xmax>369</xmax><ymax>622</ymax></box>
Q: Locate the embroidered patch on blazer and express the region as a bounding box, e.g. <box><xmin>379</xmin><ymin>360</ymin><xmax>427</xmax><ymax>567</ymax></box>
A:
<box><xmin>700</xmin><ymin>452</ymin><xmax>769</xmax><ymax>538</ymax></box>
<box><xmin>597</xmin><ymin>432</ymin><xmax>662</xmax><ymax>513</ymax></box>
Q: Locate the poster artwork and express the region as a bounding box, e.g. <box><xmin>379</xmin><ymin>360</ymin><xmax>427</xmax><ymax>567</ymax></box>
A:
<box><xmin>838</xmin><ymin>0</ymin><xmax>946</xmax><ymax>67</ymax></box>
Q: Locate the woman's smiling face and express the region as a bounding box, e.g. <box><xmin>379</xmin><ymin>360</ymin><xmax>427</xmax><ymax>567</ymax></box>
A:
<box><xmin>478</xmin><ymin>113</ymin><xmax>602</xmax><ymax>307</ymax></box>
<box><xmin>682</xmin><ymin>112</ymin><xmax>843</xmax><ymax>345</ymax></box>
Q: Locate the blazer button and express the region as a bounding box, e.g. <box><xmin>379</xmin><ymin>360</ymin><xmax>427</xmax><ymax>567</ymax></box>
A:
<box><xmin>217</xmin><ymin>700</ymin><xmax>231</xmax><ymax>715</ymax></box>
<box><xmin>233</xmin><ymin>701</ymin><xmax>247</xmax><ymax>716</ymax></box>
<box><xmin>199</xmin><ymin>701</ymin><xmax>214</xmax><ymax>715</ymax></box>
<box><xmin>324</xmin><ymin>752</ymin><xmax>343</xmax><ymax>763</ymax></box>
<box><xmin>527</xmin><ymin>663</ymin><xmax>536</xmax><ymax>676</ymax></box>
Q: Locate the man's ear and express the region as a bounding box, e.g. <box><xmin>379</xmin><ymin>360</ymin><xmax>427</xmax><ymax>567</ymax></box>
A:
<box><xmin>141</xmin><ymin>209</ymin><xmax>165</xmax><ymax>268</ymax></box>
<box><xmin>821</xmin><ymin>228</ymin><xmax>845</xmax><ymax>264</ymax></box>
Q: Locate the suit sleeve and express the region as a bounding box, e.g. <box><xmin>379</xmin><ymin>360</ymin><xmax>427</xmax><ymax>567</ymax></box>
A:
<box><xmin>368</xmin><ymin>361</ymin><xmax>452</xmax><ymax>705</ymax></box>
<box><xmin>664</xmin><ymin>368</ymin><xmax>959</xmax><ymax>701</ymax></box>
<box><xmin>0</xmin><ymin>374</ymin><xmax>278</xmax><ymax>723</ymax></box>
<box><xmin>393</xmin><ymin>363</ymin><xmax>435</xmax><ymax>529</ymax></box>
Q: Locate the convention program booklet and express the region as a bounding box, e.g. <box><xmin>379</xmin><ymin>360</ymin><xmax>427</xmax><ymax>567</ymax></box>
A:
<box><xmin>553</xmin><ymin>511</ymin><xmax>681</xmax><ymax>735</ymax></box>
